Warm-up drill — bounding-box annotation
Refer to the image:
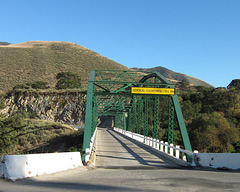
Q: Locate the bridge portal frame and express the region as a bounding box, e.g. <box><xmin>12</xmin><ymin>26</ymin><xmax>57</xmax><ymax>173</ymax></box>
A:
<box><xmin>82</xmin><ymin>70</ymin><xmax>192</xmax><ymax>162</ymax></box>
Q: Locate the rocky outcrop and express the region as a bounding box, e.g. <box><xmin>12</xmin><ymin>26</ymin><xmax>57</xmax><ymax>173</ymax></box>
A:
<box><xmin>0</xmin><ymin>90</ymin><xmax>87</xmax><ymax>126</ymax></box>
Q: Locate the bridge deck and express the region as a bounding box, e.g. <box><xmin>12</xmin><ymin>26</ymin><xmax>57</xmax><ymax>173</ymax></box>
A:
<box><xmin>95</xmin><ymin>128</ymin><xmax>180</xmax><ymax>169</ymax></box>
<box><xmin>1</xmin><ymin>128</ymin><xmax>240</xmax><ymax>191</ymax></box>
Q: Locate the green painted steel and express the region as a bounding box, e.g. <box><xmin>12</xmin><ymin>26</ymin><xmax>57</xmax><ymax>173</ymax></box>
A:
<box><xmin>144</xmin><ymin>96</ymin><xmax>149</xmax><ymax>139</ymax></box>
<box><xmin>172</xmin><ymin>94</ymin><xmax>192</xmax><ymax>152</ymax></box>
<box><xmin>132</xmin><ymin>96</ymin><xmax>136</xmax><ymax>133</ymax></box>
<box><xmin>128</xmin><ymin>108</ymin><xmax>132</xmax><ymax>131</ymax></box>
<box><xmin>137</xmin><ymin>98</ymin><xmax>142</xmax><ymax>134</ymax></box>
<box><xmin>168</xmin><ymin>96</ymin><xmax>174</xmax><ymax>144</ymax></box>
<box><xmin>153</xmin><ymin>96</ymin><xmax>159</xmax><ymax>140</ymax></box>
<box><xmin>115</xmin><ymin>112</ymin><xmax>123</xmax><ymax>129</ymax></box>
<box><xmin>123</xmin><ymin>112</ymin><xmax>127</xmax><ymax>131</ymax></box>
<box><xmin>82</xmin><ymin>70</ymin><xmax>193</xmax><ymax>163</ymax></box>
<box><xmin>91</xmin><ymin>92</ymin><xmax>97</xmax><ymax>135</ymax></box>
<box><xmin>82</xmin><ymin>70</ymin><xmax>96</xmax><ymax>162</ymax></box>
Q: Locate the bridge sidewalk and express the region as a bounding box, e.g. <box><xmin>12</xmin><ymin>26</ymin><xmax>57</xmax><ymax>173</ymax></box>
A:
<box><xmin>95</xmin><ymin>128</ymin><xmax>180</xmax><ymax>169</ymax></box>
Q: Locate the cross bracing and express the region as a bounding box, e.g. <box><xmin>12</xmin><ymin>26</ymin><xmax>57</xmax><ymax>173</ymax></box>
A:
<box><xmin>82</xmin><ymin>70</ymin><xmax>192</xmax><ymax>162</ymax></box>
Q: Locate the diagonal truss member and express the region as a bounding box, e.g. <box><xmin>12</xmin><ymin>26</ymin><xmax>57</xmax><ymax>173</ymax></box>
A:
<box><xmin>82</xmin><ymin>70</ymin><xmax>192</xmax><ymax>162</ymax></box>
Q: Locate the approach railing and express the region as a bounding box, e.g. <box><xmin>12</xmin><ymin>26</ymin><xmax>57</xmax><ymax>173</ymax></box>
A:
<box><xmin>113</xmin><ymin>127</ymin><xmax>198</xmax><ymax>163</ymax></box>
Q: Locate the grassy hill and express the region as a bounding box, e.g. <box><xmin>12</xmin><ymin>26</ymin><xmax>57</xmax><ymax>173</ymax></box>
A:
<box><xmin>132</xmin><ymin>66</ymin><xmax>213</xmax><ymax>87</ymax></box>
<box><xmin>0</xmin><ymin>41</ymin><xmax>213</xmax><ymax>94</ymax></box>
<box><xmin>0</xmin><ymin>41</ymin><xmax>129</xmax><ymax>93</ymax></box>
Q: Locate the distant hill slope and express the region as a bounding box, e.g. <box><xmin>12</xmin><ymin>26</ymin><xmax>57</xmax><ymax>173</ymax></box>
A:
<box><xmin>132</xmin><ymin>66</ymin><xmax>213</xmax><ymax>87</ymax></box>
<box><xmin>0</xmin><ymin>41</ymin><xmax>129</xmax><ymax>93</ymax></box>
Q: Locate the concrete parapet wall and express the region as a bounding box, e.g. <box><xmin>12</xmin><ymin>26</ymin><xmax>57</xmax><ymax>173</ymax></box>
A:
<box><xmin>0</xmin><ymin>152</ymin><xmax>83</xmax><ymax>181</ymax></box>
<box><xmin>195</xmin><ymin>153</ymin><xmax>240</xmax><ymax>170</ymax></box>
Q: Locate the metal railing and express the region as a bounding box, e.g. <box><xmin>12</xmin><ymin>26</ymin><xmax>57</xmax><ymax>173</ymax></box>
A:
<box><xmin>113</xmin><ymin>127</ymin><xmax>198</xmax><ymax>163</ymax></box>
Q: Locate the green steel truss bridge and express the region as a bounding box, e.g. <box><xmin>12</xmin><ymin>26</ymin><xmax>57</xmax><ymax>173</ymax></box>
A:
<box><xmin>82</xmin><ymin>70</ymin><xmax>192</xmax><ymax>162</ymax></box>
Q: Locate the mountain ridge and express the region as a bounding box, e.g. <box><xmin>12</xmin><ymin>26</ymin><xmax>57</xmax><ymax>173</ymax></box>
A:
<box><xmin>132</xmin><ymin>66</ymin><xmax>213</xmax><ymax>87</ymax></box>
<box><xmin>0</xmin><ymin>41</ymin><xmax>213</xmax><ymax>94</ymax></box>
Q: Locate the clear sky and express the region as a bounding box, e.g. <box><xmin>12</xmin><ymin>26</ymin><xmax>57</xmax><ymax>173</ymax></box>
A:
<box><xmin>1</xmin><ymin>0</ymin><xmax>239</xmax><ymax>87</ymax></box>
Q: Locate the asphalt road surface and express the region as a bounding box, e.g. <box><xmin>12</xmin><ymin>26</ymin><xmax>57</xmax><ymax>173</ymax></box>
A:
<box><xmin>1</xmin><ymin>128</ymin><xmax>240</xmax><ymax>192</ymax></box>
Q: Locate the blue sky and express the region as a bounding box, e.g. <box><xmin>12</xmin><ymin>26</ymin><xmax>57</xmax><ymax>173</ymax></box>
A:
<box><xmin>1</xmin><ymin>0</ymin><xmax>239</xmax><ymax>87</ymax></box>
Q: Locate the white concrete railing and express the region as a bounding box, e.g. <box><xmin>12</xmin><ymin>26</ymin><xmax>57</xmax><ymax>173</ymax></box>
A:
<box><xmin>85</xmin><ymin>127</ymin><xmax>97</xmax><ymax>162</ymax></box>
<box><xmin>113</xmin><ymin>127</ymin><xmax>196</xmax><ymax>163</ymax></box>
<box><xmin>0</xmin><ymin>152</ymin><xmax>83</xmax><ymax>181</ymax></box>
<box><xmin>114</xmin><ymin>128</ymin><xmax>240</xmax><ymax>170</ymax></box>
<box><xmin>193</xmin><ymin>153</ymin><xmax>240</xmax><ymax>170</ymax></box>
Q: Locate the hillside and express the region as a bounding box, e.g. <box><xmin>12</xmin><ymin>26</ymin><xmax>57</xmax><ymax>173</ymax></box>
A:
<box><xmin>0</xmin><ymin>41</ymin><xmax>129</xmax><ymax>93</ymax></box>
<box><xmin>132</xmin><ymin>66</ymin><xmax>213</xmax><ymax>87</ymax></box>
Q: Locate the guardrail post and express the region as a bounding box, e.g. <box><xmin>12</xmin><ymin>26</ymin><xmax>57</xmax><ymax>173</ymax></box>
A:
<box><xmin>165</xmin><ymin>142</ymin><xmax>168</xmax><ymax>153</ymax></box>
<box><xmin>176</xmin><ymin>145</ymin><xmax>180</xmax><ymax>158</ymax></box>
<box><xmin>170</xmin><ymin>144</ymin><xmax>174</xmax><ymax>156</ymax></box>
<box><xmin>160</xmin><ymin>141</ymin><xmax>164</xmax><ymax>151</ymax></box>
<box><xmin>183</xmin><ymin>155</ymin><xmax>187</xmax><ymax>161</ymax></box>
<box><xmin>146</xmin><ymin>137</ymin><xmax>148</xmax><ymax>145</ymax></box>
<box><xmin>156</xmin><ymin>139</ymin><xmax>160</xmax><ymax>149</ymax></box>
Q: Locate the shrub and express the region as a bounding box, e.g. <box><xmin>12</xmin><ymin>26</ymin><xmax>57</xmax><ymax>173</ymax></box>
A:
<box><xmin>13</xmin><ymin>84</ymin><xmax>29</xmax><ymax>90</ymax></box>
<box><xmin>31</xmin><ymin>81</ymin><xmax>49</xmax><ymax>89</ymax></box>
<box><xmin>0</xmin><ymin>94</ymin><xmax>5</xmax><ymax>109</ymax></box>
<box><xmin>55</xmin><ymin>72</ymin><xmax>81</xmax><ymax>90</ymax></box>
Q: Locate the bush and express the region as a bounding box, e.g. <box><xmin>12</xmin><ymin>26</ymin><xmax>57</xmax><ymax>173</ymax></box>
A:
<box><xmin>55</xmin><ymin>72</ymin><xmax>81</xmax><ymax>90</ymax></box>
<box><xmin>13</xmin><ymin>84</ymin><xmax>29</xmax><ymax>90</ymax></box>
<box><xmin>0</xmin><ymin>94</ymin><xmax>5</xmax><ymax>109</ymax></box>
<box><xmin>13</xmin><ymin>81</ymin><xmax>49</xmax><ymax>90</ymax></box>
<box><xmin>30</xmin><ymin>81</ymin><xmax>49</xmax><ymax>89</ymax></box>
<box><xmin>0</xmin><ymin>112</ymin><xmax>26</xmax><ymax>155</ymax></box>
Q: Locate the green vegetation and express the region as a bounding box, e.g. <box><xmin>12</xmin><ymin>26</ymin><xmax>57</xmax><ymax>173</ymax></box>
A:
<box><xmin>0</xmin><ymin>94</ymin><xmax>5</xmax><ymax>109</ymax></box>
<box><xmin>0</xmin><ymin>40</ymin><xmax>239</xmax><ymax>154</ymax></box>
<box><xmin>0</xmin><ymin>111</ymin><xmax>84</xmax><ymax>155</ymax></box>
<box><xmin>112</xmin><ymin>79</ymin><xmax>240</xmax><ymax>153</ymax></box>
<box><xmin>0</xmin><ymin>42</ymin><xmax>11</xmax><ymax>46</ymax></box>
<box><xmin>227</xmin><ymin>79</ymin><xmax>240</xmax><ymax>90</ymax></box>
<box><xmin>0</xmin><ymin>41</ymin><xmax>129</xmax><ymax>93</ymax></box>
<box><xmin>56</xmin><ymin>72</ymin><xmax>81</xmax><ymax>90</ymax></box>
<box><xmin>12</xmin><ymin>72</ymin><xmax>82</xmax><ymax>91</ymax></box>
<box><xmin>13</xmin><ymin>84</ymin><xmax>29</xmax><ymax>90</ymax></box>
<box><xmin>188</xmin><ymin>112</ymin><xmax>238</xmax><ymax>153</ymax></box>
<box><xmin>30</xmin><ymin>81</ymin><xmax>49</xmax><ymax>89</ymax></box>
<box><xmin>13</xmin><ymin>81</ymin><xmax>49</xmax><ymax>90</ymax></box>
<box><xmin>177</xmin><ymin>80</ymin><xmax>240</xmax><ymax>152</ymax></box>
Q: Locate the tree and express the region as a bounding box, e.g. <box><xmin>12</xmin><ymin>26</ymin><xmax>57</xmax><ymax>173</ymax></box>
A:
<box><xmin>0</xmin><ymin>112</ymin><xmax>26</xmax><ymax>154</ymax></box>
<box><xmin>55</xmin><ymin>72</ymin><xmax>81</xmax><ymax>90</ymax></box>
<box><xmin>227</xmin><ymin>79</ymin><xmax>240</xmax><ymax>90</ymax></box>
<box><xmin>0</xmin><ymin>42</ymin><xmax>11</xmax><ymax>46</ymax></box>
<box><xmin>188</xmin><ymin>112</ymin><xmax>239</xmax><ymax>153</ymax></box>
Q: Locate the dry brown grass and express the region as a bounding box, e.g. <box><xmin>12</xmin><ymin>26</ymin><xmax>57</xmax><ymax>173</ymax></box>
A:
<box><xmin>0</xmin><ymin>41</ymin><xmax>129</xmax><ymax>93</ymax></box>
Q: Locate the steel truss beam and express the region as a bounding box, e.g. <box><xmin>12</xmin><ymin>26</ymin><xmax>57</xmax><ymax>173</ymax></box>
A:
<box><xmin>82</xmin><ymin>70</ymin><xmax>192</xmax><ymax>162</ymax></box>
